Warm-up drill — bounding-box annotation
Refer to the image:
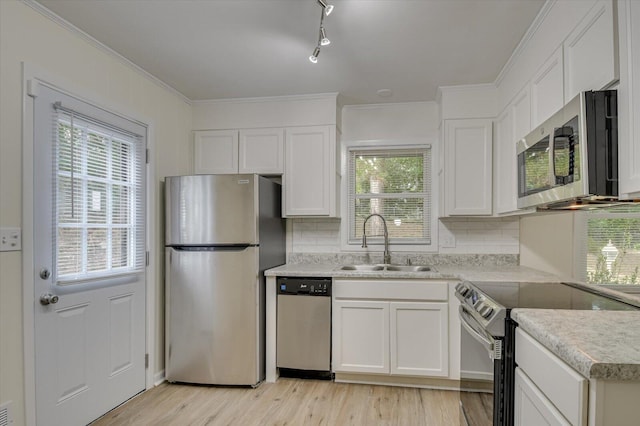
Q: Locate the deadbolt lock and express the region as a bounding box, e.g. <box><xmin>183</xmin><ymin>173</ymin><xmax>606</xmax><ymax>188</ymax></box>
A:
<box><xmin>39</xmin><ymin>268</ymin><xmax>51</xmax><ymax>280</ymax></box>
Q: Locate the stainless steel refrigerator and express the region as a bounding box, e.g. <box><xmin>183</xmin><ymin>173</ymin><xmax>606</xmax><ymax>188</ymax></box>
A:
<box><xmin>164</xmin><ymin>174</ymin><xmax>285</xmax><ymax>386</ymax></box>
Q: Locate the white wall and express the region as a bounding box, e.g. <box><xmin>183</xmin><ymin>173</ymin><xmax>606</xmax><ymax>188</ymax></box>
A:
<box><xmin>519</xmin><ymin>211</ymin><xmax>575</xmax><ymax>280</ymax></box>
<box><xmin>0</xmin><ymin>2</ymin><xmax>192</xmax><ymax>424</ymax></box>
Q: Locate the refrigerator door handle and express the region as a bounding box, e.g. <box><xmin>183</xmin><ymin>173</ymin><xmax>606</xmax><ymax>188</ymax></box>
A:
<box><xmin>169</xmin><ymin>245</ymin><xmax>256</xmax><ymax>252</ymax></box>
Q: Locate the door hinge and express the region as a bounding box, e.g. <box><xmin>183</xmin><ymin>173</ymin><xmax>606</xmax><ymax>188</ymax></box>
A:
<box><xmin>145</xmin><ymin>251</ymin><xmax>150</xmax><ymax>266</ymax></box>
<box><xmin>145</xmin><ymin>353</ymin><xmax>149</xmax><ymax>369</ymax></box>
<box><xmin>145</xmin><ymin>149</ymin><xmax>150</xmax><ymax>164</ymax></box>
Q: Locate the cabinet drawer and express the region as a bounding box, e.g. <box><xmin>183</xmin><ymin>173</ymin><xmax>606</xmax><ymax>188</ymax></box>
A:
<box><xmin>515</xmin><ymin>329</ymin><xmax>587</xmax><ymax>426</ymax></box>
<box><xmin>333</xmin><ymin>279</ymin><xmax>448</xmax><ymax>301</ymax></box>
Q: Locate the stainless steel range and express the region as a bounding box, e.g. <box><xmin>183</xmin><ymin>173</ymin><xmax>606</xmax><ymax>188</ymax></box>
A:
<box><xmin>455</xmin><ymin>281</ymin><xmax>639</xmax><ymax>426</ymax></box>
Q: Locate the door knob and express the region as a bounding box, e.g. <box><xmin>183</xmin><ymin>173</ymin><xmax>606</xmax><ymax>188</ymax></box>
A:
<box><xmin>40</xmin><ymin>293</ymin><xmax>59</xmax><ymax>305</ymax></box>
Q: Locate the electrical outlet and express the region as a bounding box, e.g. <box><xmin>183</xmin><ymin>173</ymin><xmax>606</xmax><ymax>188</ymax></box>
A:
<box><xmin>0</xmin><ymin>228</ymin><xmax>21</xmax><ymax>252</ymax></box>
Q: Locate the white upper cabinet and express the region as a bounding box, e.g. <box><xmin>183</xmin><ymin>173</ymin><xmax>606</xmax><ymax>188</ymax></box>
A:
<box><xmin>512</xmin><ymin>85</ymin><xmax>532</xmax><ymax>142</ymax></box>
<box><xmin>238</xmin><ymin>128</ymin><xmax>284</xmax><ymax>174</ymax></box>
<box><xmin>194</xmin><ymin>128</ymin><xmax>284</xmax><ymax>175</ymax></box>
<box><xmin>494</xmin><ymin>106</ymin><xmax>516</xmax><ymax>215</ymax></box>
<box><xmin>194</xmin><ymin>130</ymin><xmax>239</xmax><ymax>175</ymax></box>
<box><xmin>495</xmin><ymin>86</ymin><xmax>531</xmax><ymax>215</ymax></box>
<box><xmin>531</xmin><ymin>46</ymin><xmax>564</xmax><ymax>128</ymax></box>
<box><xmin>443</xmin><ymin>119</ymin><xmax>493</xmax><ymax>216</ymax></box>
<box><xmin>284</xmin><ymin>125</ymin><xmax>339</xmax><ymax>217</ymax></box>
<box><xmin>618</xmin><ymin>0</ymin><xmax>640</xmax><ymax>196</ymax></box>
<box><xmin>564</xmin><ymin>0</ymin><xmax>618</xmax><ymax>102</ymax></box>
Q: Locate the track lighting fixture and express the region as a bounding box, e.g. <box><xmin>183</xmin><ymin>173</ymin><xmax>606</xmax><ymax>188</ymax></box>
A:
<box><xmin>309</xmin><ymin>0</ymin><xmax>334</xmax><ymax>63</ymax></box>
<box><xmin>317</xmin><ymin>0</ymin><xmax>334</xmax><ymax>16</ymax></box>
<box><xmin>320</xmin><ymin>27</ymin><xmax>330</xmax><ymax>46</ymax></box>
<box><xmin>309</xmin><ymin>47</ymin><xmax>320</xmax><ymax>63</ymax></box>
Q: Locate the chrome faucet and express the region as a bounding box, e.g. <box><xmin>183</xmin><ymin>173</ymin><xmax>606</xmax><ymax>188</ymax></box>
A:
<box><xmin>362</xmin><ymin>213</ymin><xmax>391</xmax><ymax>264</ymax></box>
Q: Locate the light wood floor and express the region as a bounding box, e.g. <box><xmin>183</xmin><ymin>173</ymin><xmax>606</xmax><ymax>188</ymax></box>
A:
<box><xmin>92</xmin><ymin>378</ymin><xmax>461</xmax><ymax>425</ymax></box>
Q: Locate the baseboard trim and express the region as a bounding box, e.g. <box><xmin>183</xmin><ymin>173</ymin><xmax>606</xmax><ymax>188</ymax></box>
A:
<box><xmin>334</xmin><ymin>373</ymin><xmax>461</xmax><ymax>391</ymax></box>
<box><xmin>153</xmin><ymin>370</ymin><xmax>166</xmax><ymax>387</ymax></box>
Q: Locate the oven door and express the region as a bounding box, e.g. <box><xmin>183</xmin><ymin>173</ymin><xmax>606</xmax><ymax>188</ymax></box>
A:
<box><xmin>459</xmin><ymin>305</ymin><xmax>503</xmax><ymax>426</ymax></box>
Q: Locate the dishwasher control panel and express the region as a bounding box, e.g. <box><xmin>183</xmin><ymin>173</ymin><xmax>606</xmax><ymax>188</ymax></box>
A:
<box><xmin>277</xmin><ymin>277</ymin><xmax>332</xmax><ymax>296</ymax></box>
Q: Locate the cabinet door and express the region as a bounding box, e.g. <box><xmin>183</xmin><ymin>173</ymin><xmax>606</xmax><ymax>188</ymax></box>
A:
<box><xmin>238</xmin><ymin>128</ymin><xmax>284</xmax><ymax>174</ymax></box>
<box><xmin>444</xmin><ymin>119</ymin><xmax>493</xmax><ymax>216</ymax></box>
<box><xmin>512</xmin><ymin>85</ymin><xmax>532</xmax><ymax>142</ymax></box>
<box><xmin>284</xmin><ymin>125</ymin><xmax>336</xmax><ymax>216</ymax></box>
<box><xmin>532</xmin><ymin>46</ymin><xmax>564</xmax><ymax>128</ymax></box>
<box><xmin>332</xmin><ymin>300</ymin><xmax>389</xmax><ymax>374</ymax></box>
<box><xmin>494</xmin><ymin>107</ymin><xmax>516</xmax><ymax>215</ymax></box>
<box><xmin>564</xmin><ymin>0</ymin><xmax>617</xmax><ymax>102</ymax></box>
<box><xmin>193</xmin><ymin>130</ymin><xmax>238</xmax><ymax>174</ymax></box>
<box><xmin>618</xmin><ymin>0</ymin><xmax>640</xmax><ymax>196</ymax></box>
<box><xmin>514</xmin><ymin>367</ymin><xmax>570</xmax><ymax>426</ymax></box>
<box><xmin>390</xmin><ymin>302</ymin><xmax>448</xmax><ymax>377</ymax></box>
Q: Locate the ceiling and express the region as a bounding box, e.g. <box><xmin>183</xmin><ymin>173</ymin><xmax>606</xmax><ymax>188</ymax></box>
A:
<box><xmin>36</xmin><ymin>0</ymin><xmax>546</xmax><ymax>105</ymax></box>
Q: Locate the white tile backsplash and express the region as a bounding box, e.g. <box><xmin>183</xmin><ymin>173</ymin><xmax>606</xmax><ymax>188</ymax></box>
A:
<box><xmin>289</xmin><ymin>217</ymin><xmax>520</xmax><ymax>255</ymax></box>
<box><xmin>438</xmin><ymin>217</ymin><xmax>520</xmax><ymax>254</ymax></box>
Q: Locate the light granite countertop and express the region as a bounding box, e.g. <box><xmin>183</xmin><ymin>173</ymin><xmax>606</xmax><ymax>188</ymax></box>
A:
<box><xmin>264</xmin><ymin>263</ymin><xmax>561</xmax><ymax>282</ymax></box>
<box><xmin>512</xmin><ymin>309</ymin><xmax>640</xmax><ymax>381</ymax></box>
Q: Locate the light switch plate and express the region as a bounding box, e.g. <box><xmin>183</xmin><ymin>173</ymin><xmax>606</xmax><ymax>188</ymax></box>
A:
<box><xmin>0</xmin><ymin>228</ymin><xmax>22</xmax><ymax>252</ymax></box>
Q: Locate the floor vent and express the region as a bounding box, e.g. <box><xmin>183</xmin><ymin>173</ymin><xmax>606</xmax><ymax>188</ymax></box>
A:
<box><xmin>0</xmin><ymin>401</ymin><xmax>14</xmax><ymax>426</ymax></box>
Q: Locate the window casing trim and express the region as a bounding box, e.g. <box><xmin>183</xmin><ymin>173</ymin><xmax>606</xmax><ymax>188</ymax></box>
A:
<box><xmin>340</xmin><ymin>139</ymin><xmax>439</xmax><ymax>253</ymax></box>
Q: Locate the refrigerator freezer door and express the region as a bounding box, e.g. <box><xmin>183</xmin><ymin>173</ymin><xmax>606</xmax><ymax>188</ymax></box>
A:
<box><xmin>165</xmin><ymin>246</ymin><xmax>261</xmax><ymax>385</ymax></box>
<box><xmin>165</xmin><ymin>174</ymin><xmax>258</xmax><ymax>245</ymax></box>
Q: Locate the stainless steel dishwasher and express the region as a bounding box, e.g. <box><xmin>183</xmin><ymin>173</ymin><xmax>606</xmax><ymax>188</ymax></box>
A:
<box><xmin>276</xmin><ymin>277</ymin><xmax>332</xmax><ymax>377</ymax></box>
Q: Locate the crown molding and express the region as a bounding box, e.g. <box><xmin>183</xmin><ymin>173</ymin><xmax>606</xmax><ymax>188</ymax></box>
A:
<box><xmin>494</xmin><ymin>0</ymin><xmax>557</xmax><ymax>87</ymax></box>
<box><xmin>342</xmin><ymin>101</ymin><xmax>436</xmax><ymax>111</ymax></box>
<box><xmin>22</xmin><ymin>0</ymin><xmax>191</xmax><ymax>105</ymax></box>
<box><xmin>191</xmin><ymin>92</ymin><xmax>339</xmax><ymax>105</ymax></box>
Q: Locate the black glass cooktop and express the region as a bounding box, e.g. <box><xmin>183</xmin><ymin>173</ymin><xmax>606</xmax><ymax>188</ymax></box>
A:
<box><xmin>472</xmin><ymin>281</ymin><xmax>639</xmax><ymax>311</ymax></box>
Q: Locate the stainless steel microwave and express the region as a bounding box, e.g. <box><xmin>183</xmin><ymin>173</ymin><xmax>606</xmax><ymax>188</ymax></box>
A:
<box><xmin>516</xmin><ymin>90</ymin><xmax>618</xmax><ymax>209</ymax></box>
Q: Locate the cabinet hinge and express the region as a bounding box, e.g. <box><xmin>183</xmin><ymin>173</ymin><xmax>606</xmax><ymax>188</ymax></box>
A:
<box><xmin>145</xmin><ymin>353</ymin><xmax>149</xmax><ymax>369</ymax></box>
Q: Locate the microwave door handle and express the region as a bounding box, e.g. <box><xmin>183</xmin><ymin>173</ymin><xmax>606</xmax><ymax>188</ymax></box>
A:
<box><xmin>549</xmin><ymin>127</ymin><xmax>558</xmax><ymax>186</ymax></box>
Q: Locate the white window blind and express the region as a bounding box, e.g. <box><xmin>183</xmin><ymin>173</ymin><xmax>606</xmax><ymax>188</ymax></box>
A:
<box><xmin>53</xmin><ymin>107</ymin><xmax>145</xmax><ymax>285</ymax></box>
<box><xmin>348</xmin><ymin>146</ymin><xmax>431</xmax><ymax>244</ymax></box>
<box><xmin>575</xmin><ymin>204</ymin><xmax>640</xmax><ymax>285</ymax></box>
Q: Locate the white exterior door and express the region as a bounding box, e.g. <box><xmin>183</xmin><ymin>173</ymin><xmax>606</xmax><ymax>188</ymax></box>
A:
<box><xmin>32</xmin><ymin>84</ymin><xmax>146</xmax><ymax>426</ymax></box>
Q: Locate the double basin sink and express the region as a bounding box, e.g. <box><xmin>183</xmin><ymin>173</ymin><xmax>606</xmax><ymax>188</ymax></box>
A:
<box><xmin>338</xmin><ymin>264</ymin><xmax>433</xmax><ymax>272</ymax></box>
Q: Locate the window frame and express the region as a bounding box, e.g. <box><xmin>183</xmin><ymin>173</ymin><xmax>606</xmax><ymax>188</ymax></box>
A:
<box><xmin>340</xmin><ymin>139</ymin><xmax>439</xmax><ymax>253</ymax></box>
<box><xmin>53</xmin><ymin>109</ymin><xmax>146</xmax><ymax>286</ymax></box>
<box><xmin>573</xmin><ymin>206</ymin><xmax>640</xmax><ymax>289</ymax></box>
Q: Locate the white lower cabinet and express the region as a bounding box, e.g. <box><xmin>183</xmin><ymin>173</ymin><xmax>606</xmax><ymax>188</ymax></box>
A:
<box><xmin>332</xmin><ymin>279</ymin><xmax>449</xmax><ymax>378</ymax></box>
<box><xmin>514</xmin><ymin>367</ymin><xmax>570</xmax><ymax>426</ymax></box>
<box><xmin>390</xmin><ymin>302</ymin><xmax>449</xmax><ymax>377</ymax></box>
<box><xmin>332</xmin><ymin>300</ymin><xmax>389</xmax><ymax>374</ymax></box>
<box><xmin>516</xmin><ymin>329</ymin><xmax>587</xmax><ymax>426</ymax></box>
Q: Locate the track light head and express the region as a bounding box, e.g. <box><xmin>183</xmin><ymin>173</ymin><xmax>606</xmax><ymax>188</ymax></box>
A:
<box><xmin>317</xmin><ymin>0</ymin><xmax>334</xmax><ymax>16</ymax></box>
<box><xmin>320</xmin><ymin>27</ymin><xmax>330</xmax><ymax>46</ymax></box>
<box><xmin>309</xmin><ymin>47</ymin><xmax>320</xmax><ymax>63</ymax></box>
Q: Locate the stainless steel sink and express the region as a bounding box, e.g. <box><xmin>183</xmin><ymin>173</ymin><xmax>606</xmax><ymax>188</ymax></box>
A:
<box><xmin>338</xmin><ymin>264</ymin><xmax>434</xmax><ymax>272</ymax></box>
<box><xmin>385</xmin><ymin>265</ymin><xmax>432</xmax><ymax>272</ymax></box>
<box><xmin>339</xmin><ymin>264</ymin><xmax>385</xmax><ymax>271</ymax></box>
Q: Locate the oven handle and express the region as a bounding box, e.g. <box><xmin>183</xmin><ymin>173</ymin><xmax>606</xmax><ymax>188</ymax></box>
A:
<box><xmin>458</xmin><ymin>305</ymin><xmax>502</xmax><ymax>360</ymax></box>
